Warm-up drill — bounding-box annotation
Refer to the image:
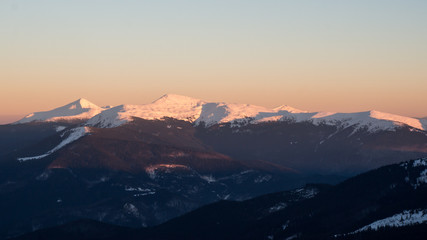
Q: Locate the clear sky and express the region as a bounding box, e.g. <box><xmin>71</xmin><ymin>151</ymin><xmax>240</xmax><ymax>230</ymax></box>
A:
<box><xmin>1</xmin><ymin>0</ymin><xmax>426</xmax><ymax>123</ymax></box>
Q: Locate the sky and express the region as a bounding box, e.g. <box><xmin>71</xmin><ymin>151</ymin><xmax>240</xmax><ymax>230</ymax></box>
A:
<box><xmin>1</xmin><ymin>0</ymin><xmax>426</xmax><ymax>124</ymax></box>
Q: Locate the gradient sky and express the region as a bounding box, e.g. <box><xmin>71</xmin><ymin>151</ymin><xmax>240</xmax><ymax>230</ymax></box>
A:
<box><xmin>1</xmin><ymin>0</ymin><xmax>426</xmax><ymax>124</ymax></box>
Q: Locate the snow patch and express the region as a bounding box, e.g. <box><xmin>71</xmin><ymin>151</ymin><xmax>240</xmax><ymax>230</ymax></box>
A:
<box><xmin>55</xmin><ymin>126</ymin><xmax>66</xmax><ymax>132</ymax></box>
<box><xmin>124</xmin><ymin>186</ymin><xmax>156</xmax><ymax>196</ymax></box>
<box><xmin>282</xmin><ymin>221</ymin><xmax>290</xmax><ymax>230</ymax></box>
<box><xmin>285</xmin><ymin>234</ymin><xmax>298</xmax><ymax>240</ymax></box>
<box><xmin>413</xmin><ymin>158</ymin><xmax>427</xmax><ymax>167</ymax></box>
<box><xmin>400</xmin><ymin>159</ymin><xmax>427</xmax><ymax>189</ymax></box>
<box><xmin>133</xmin><ymin>192</ymin><xmax>156</xmax><ymax>197</ymax></box>
<box><xmin>144</xmin><ymin>164</ymin><xmax>190</xmax><ymax>179</ymax></box>
<box><xmin>123</xmin><ymin>203</ymin><xmax>140</xmax><ymax>217</ymax></box>
<box><xmin>17</xmin><ymin>154</ymin><xmax>50</xmax><ymax>161</ymax></box>
<box><xmin>36</xmin><ymin>170</ymin><xmax>52</xmax><ymax>181</ymax></box>
<box><xmin>17</xmin><ymin>127</ymin><xmax>90</xmax><ymax>161</ymax></box>
<box><xmin>200</xmin><ymin>175</ymin><xmax>216</xmax><ymax>183</ymax></box>
<box><xmin>415</xmin><ymin>169</ymin><xmax>427</xmax><ymax>187</ymax></box>
<box><xmin>269</xmin><ymin>203</ymin><xmax>287</xmax><ymax>213</ymax></box>
<box><xmin>254</xmin><ymin>174</ymin><xmax>272</xmax><ymax>183</ymax></box>
<box><xmin>254</xmin><ymin>115</ymin><xmax>283</xmax><ymax>123</ymax></box>
<box><xmin>125</xmin><ymin>186</ymin><xmax>151</xmax><ymax>192</ymax></box>
<box><xmin>352</xmin><ymin>209</ymin><xmax>427</xmax><ymax>233</ymax></box>
<box><xmin>293</xmin><ymin>187</ymin><xmax>319</xmax><ymax>199</ymax></box>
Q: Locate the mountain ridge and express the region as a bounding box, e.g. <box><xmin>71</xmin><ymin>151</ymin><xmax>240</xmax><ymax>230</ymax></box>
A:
<box><xmin>13</xmin><ymin>94</ymin><xmax>427</xmax><ymax>132</ymax></box>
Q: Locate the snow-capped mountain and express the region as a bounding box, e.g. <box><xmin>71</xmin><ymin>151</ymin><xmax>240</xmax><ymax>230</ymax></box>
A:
<box><xmin>86</xmin><ymin>94</ymin><xmax>206</xmax><ymax>128</ymax></box>
<box><xmin>14</xmin><ymin>94</ymin><xmax>426</xmax><ymax>132</ymax></box>
<box><xmin>15</xmin><ymin>98</ymin><xmax>104</xmax><ymax>124</ymax></box>
<box><xmin>84</xmin><ymin>94</ymin><xmax>425</xmax><ymax>132</ymax></box>
<box><xmin>2</xmin><ymin>96</ymin><xmax>427</xmax><ymax>239</ymax></box>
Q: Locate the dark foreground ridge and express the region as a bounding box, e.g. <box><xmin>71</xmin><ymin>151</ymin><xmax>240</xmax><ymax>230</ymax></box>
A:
<box><xmin>13</xmin><ymin>158</ymin><xmax>427</xmax><ymax>240</ymax></box>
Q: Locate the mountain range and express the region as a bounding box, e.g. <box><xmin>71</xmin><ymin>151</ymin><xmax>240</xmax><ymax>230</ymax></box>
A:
<box><xmin>14</xmin><ymin>94</ymin><xmax>427</xmax><ymax>131</ymax></box>
<box><xmin>6</xmin><ymin>94</ymin><xmax>427</xmax><ymax>174</ymax></box>
<box><xmin>1</xmin><ymin>94</ymin><xmax>426</xmax><ymax>239</ymax></box>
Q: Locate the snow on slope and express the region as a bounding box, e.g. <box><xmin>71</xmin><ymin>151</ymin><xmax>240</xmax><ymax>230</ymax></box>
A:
<box><xmin>17</xmin><ymin>127</ymin><xmax>90</xmax><ymax>161</ymax></box>
<box><xmin>16</xmin><ymin>98</ymin><xmax>103</xmax><ymax>124</ymax></box>
<box><xmin>86</xmin><ymin>94</ymin><xmax>426</xmax><ymax>132</ymax></box>
<box><xmin>274</xmin><ymin>105</ymin><xmax>307</xmax><ymax>113</ymax></box>
<box><xmin>86</xmin><ymin>94</ymin><xmax>275</xmax><ymax>127</ymax></box>
<box><xmin>308</xmin><ymin>111</ymin><xmax>424</xmax><ymax>132</ymax></box>
<box><xmin>420</xmin><ymin>118</ymin><xmax>427</xmax><ymax>131</ymax></box>
<box><xmin>87</xmin><ymin>94</ymin><xmax>206</xmax><ymax>128</ymax></box>
<box><xmin>351</xmin><ymin>209</ymin><xmax>427</xmax><ymax>233</ymax></box>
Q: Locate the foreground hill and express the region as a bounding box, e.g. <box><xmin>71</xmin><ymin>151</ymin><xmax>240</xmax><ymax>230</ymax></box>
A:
<box><xmin>143</xmin><ymin>158</ymin><xmax>427</xmax><ymax>239</ymax></box>
<box><xmin>13</xmin><ymin>158</ymin><xmax>427</xmax><ymax>240</ymax></box>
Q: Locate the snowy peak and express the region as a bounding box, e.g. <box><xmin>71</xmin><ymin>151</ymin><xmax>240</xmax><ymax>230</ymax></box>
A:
<box><xmin>56</xmin><ymin>98</ymin><xmax>101</xmax><ymax>112</ymax></box>
<box><xmin>152</xmin><ymin>94</ymin><xmax>205</xmax><ymax>106</ymax></box>
<box><xmin>68</xmin><ymin>98</ymin><xmax>100</xmax><ymax>109</ymax></box>
<box><xmin>86</xmin><ymin>94</ymin><xmax>207</xmax><ymax>128</ymax></box>
<box><xmin>274</xmin><ymin>105</ymin><xmax>307</xmax><ymax>113</ymax></box>
<box><xmin>16</xmin><ymin>98</ymin><xmax>103</xmax><ymax>124</ymax></box>
<box><xmin>86</xmin><ymin>94</ymin><xmax>281</xmax><ymax>128</ymax></box>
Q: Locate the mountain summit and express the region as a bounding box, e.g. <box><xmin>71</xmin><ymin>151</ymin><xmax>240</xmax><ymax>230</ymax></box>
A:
<box><xmin>152</xmin><ymin>93</ymin><xmax>205</xmax><ymax>105</ymax></box>
<box><xmin>16</xmin><ymin>98</ymin><xmax>103</xmax><ymax>123</ymax></box>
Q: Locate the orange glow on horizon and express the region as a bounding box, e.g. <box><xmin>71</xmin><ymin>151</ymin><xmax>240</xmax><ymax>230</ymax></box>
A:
<box><xmin>1</xmin><ymin>1</ymin><xmax>426</xmax><ymax>121</ymax></box>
